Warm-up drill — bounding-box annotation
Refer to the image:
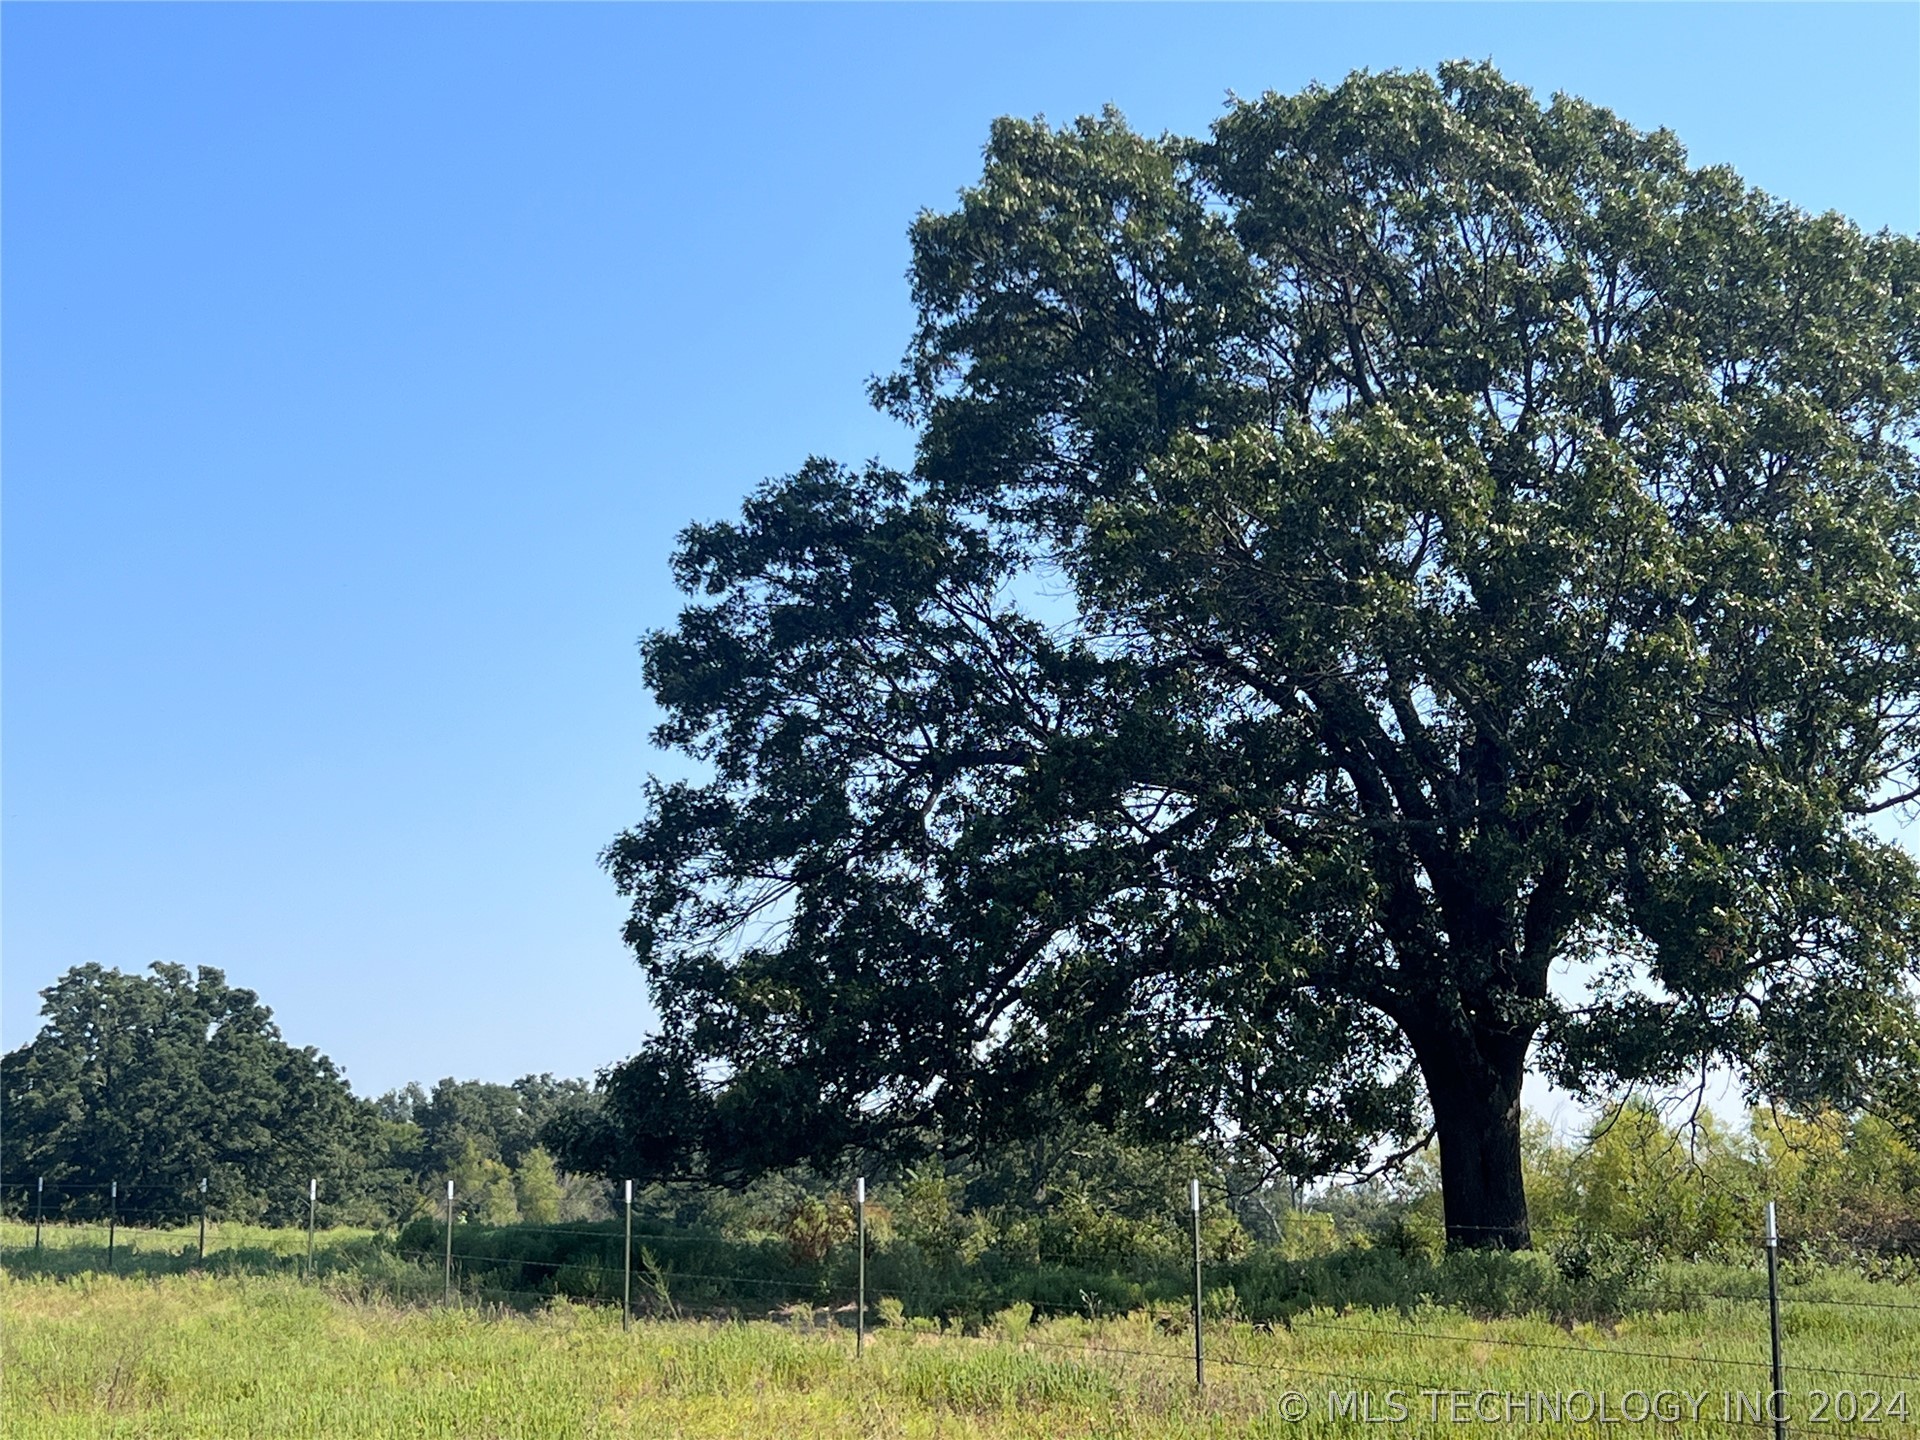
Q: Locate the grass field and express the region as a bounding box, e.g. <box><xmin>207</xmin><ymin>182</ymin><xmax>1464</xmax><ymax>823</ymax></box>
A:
<box><xmin>6</xmin><ymin>1224</ymin><xmax>1918</xmax><ymax>1437</ymax></box>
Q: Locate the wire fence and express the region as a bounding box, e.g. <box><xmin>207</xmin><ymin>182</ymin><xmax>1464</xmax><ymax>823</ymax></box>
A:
<box><xmin>4</xmin><ymin>1174</ymin><xmax>1918</xmax><ymax>1434</ymax></box>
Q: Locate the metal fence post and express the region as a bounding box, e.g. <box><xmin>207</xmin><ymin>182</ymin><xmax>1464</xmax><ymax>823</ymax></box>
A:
<box><xmin>1767</xmin><ymin>1200</ymin><xmax>1787</xmax><ymax>1440</ymax></box>
<box><xmin>34</xmin><ymin>1177</ymin><xmax>44</xmax><ymax>1253</ymax></box>
<box><xmin>198</xmin><ymin>1177</ymin><xmax>208</xmax><ymax>1261</ymax></box>
<box><xmin>306</xmin><ymin>1178</ymin><xmax>318</xmax><ymax>1279</ymax></box>
<box><xmin>1190</xmin><ymin>1177</ymin><xmax>1204</xmax><ymax>1391</ymax></box>
<box><xmin>443</xmin><ymin>1179</ymin><xmax>454</xmax><ymax>1306</ymax></box>
<box><xmin>623</xmin><ymin>1179</ymin><xmax>634</xmax><ymax>1332</ymax></box>
<box><xmin>108</xmin><ymin>1180</ymin><xmax>118</xmax><ymax>1268</ymax></box>
<box><xmin>856</xmin><ymin>1178</ymin><xmax>867</xmax><ymax>1359</ymax></box>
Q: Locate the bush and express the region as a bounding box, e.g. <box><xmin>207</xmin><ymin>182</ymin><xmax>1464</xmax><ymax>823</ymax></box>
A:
<box><xmin>1545</xmin><ymin>1231</ymin><xmax>1657</xmax><ymax>1322</ymax></box>
<box><xmin>989</xmin><ymin>1301</ymin><xmax>1033</xmax><ymax>1341</ymax></box>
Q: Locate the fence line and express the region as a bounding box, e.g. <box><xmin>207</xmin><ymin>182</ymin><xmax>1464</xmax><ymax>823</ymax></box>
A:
<box><xmin>16</xmin><ymin>1222</ymin><xmax>1919</xmax><ymax>1374</ymax></box>
<box><xmin>12</xmin><ymin>1177</ymin><xmax>1915</xmax><ymax>1244</ymax></box>
<box><xmin>9</xmin><ymin>1191</ymin><xmax>1915</xmax><ymax>1284</ymax></box>
<box><xmin>7</xmin><ymin>1174</ymin><xmax>1919</xmax><ymax>1435</ymax></box>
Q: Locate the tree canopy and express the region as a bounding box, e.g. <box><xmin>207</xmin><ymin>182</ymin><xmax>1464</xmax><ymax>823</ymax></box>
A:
<box><xmin>1</xmin><ymin>963</ymin><xmax>392</xmax><ymax>1224</ymax></box>
<box><xmin>376</xmin><ymin>1073</ymin><xmax>598</xmax><ymax>1224</ymax></box>
<box><xmin>2</xmin><ymin>965</ymin><xmax>606</xmax><ymax>1228</ymax></box>
<box><xmin>377</xmin><ymin>1074</ymin><xmax>592</xmax><ymax>1176</ymax></box>
<box><xmin>583</xmin><ymin>63</ymin><xmax>1920</xmax><ymax>1247</ymax></box>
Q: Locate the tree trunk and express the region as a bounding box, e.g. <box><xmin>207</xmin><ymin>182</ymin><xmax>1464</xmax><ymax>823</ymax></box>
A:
<box><xmin>1408</xmin><ymin>1023</ymin><xmax>1533</xmax><ymax>1251</ymax></box>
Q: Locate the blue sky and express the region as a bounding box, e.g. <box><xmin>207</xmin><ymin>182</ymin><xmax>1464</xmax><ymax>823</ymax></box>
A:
<box><xmin>5</xmin><ymin>3</ymin><xmax>1917</xmax><ymax>1100</ymax></box>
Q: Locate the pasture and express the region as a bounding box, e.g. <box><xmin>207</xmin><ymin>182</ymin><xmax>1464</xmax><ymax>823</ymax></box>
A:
<box><xmin>6</xmin><ymin>1222</ymin><xmax>1918</xmax><ymax>1437</ymax></box>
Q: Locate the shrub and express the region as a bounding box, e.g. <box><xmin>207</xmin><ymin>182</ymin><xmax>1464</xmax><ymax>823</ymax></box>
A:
<box><xmin>989</xmin><ymin>1301</ymin><xmax>1033</xmax><ymax>1341</ymax></box>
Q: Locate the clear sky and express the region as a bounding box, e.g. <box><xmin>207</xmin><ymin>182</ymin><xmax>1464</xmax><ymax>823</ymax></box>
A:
<box><xmin>5</xmin><ymin>3</ymin><xmax>1917</xmax><ymax>1101</ymax></box>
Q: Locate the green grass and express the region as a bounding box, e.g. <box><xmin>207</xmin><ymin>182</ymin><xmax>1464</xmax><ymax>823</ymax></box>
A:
<box><xmin>3</xmin><ymin>1217</ymin><xmax>378</xmax><ymax>1270</ymax></box>
<box><xmin>5</xmin><ymin>1224</ymin><xmax>1918</xmax><ymax>1437</ymax></box>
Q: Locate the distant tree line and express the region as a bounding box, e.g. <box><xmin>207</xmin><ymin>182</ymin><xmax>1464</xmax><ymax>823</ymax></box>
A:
<box><xmin>0</xmin><ymin>963</ymin><xmax>607</xmax><ymax>1227</ymax></box>
<box><xmin>372</xmin><ymin>1074</ymin><xmax>607</xmax><ymax>1226</ymax></box>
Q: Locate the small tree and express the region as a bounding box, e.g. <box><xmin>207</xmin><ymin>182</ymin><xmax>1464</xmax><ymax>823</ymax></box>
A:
<box><xmin>1552</xmin><ymin>1101</ymin><xmax>1758</xmax><ymax>1255</ymax></box>
<box><xmin>513</xmin><ymin>1146</ymin><xmax>564</xmax><ymax>1225</ymax></box>
<box><xmin>447</xmin><ymin>1139</ymin><xmax>519</xmax><ymax>1226</ymax></box>
<box><xmin>1753</xmin><ymin>1107</ymin><xmax>1920</xmax><ymax>1252</ymax></box>
<box><xmin>779</xmin><ymin>1195</ymin><xmax>854</xmax><ymax>1269</ymax></box>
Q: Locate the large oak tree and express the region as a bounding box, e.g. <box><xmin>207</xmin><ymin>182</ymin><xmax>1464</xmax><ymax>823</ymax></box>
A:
<box><xmin>3</xmin><ymin>963</ymin><xmax>395</xmax><ymax>1224</ymax></box>
<box><xmin>585</xmin><ymin>64</ymin><xmax>1920</xmax><ymax>1247</ymax></box>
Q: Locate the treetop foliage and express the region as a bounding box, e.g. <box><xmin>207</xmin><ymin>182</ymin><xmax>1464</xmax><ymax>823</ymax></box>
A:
<box><xmin>2</xmin><ymin>963</ymin><xmax>604</xmax><ymax>1228</ymax></box>
<box><xmin>1</xmin><ymin>962</ymin><xmax>383</xmax><ymax>1224</ymax></box>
